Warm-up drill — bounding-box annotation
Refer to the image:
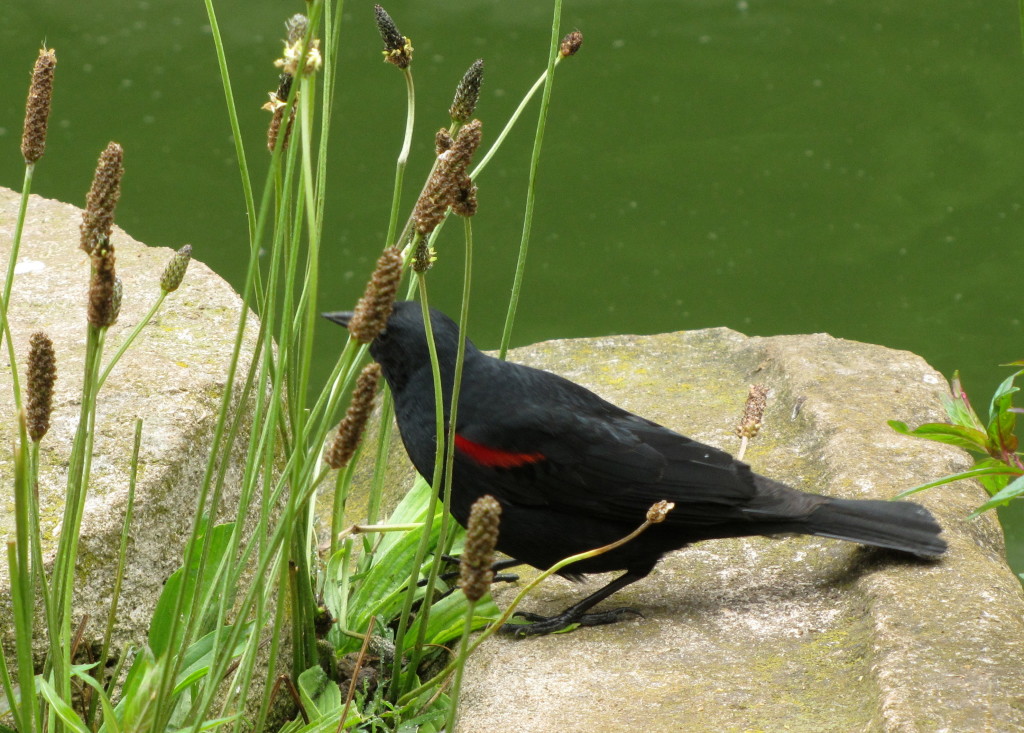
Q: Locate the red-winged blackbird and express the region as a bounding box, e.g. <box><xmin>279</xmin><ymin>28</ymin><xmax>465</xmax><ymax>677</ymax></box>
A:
<box><xmin>325</xmin><ymin>302</ymin><xmax>946</xmax><ymax>636</ymax></box>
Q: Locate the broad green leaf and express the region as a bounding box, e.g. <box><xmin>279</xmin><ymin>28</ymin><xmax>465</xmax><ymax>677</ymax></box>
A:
<box><xmin>114</xmin><ymin>645</ymin><xmax>154</xmax><ymax>719</ymax></box>
<box><xmin>72</xmin><ymin>671</ymin><xmax>122</xmax><ymax>733</ymax></box>
<box><xmin>163</xmin><ymin>716</ymin><xmax>241</xmax><ymax>733</ymax></box>
<box><xmin>323</xmin><ymin>544</ymin><xmax>352</xmax><ymax>629</ymax></box>
<box><xmin>36</xmin><ymin>677</ymin><xmax>90</xmax><ymax>732</ymax></box>
<box><xmin>987</xmin><ymin>369</ymin><xmax>1024</xmax><ymax>422</ymax></box>
<box><xmin>338</xmin><ymin>478</ymin><xmax>455</xmax><ymax>653</ymax></box>
<box><xmin>893</xmin><ymin>462</ymin><xmax>1022</xmax><ymax>499</ymax></box>
<box><xmin>172</xmin><ymin>622</ymin><xmax>254</xmax><ymax>696</ymax></box>
<box><xmin>149</xmin><ymin>522</ymin><xmax>236</xmax><ymax>657</ymax></box>
<box><xmin>969</xmin><ymin>473</ymin><xmax>1024</xmax><ymax>517</ymax></box>
<box><xmin>942</xmin><ymin>371</ymin><xmax>985</xmax><ymax>430</ymax></box>
<box><xmin>986</xmin><ymin>370</ymin><xmax>1022</xmax><ymax>453</ymax></box>
<box><xmin>403</xmin><ymin>591</ymin><xmax>500</xmax><ymax>652</ymax></box>
<box><xmin>888</xmin><ymin>420</ymin><xmax>991</xmax><ymax>453</ymax></box>
<box><xmin>297</xmin><ymin>664</ymin><xmax>341</xmax><ymax>717</ymax></box>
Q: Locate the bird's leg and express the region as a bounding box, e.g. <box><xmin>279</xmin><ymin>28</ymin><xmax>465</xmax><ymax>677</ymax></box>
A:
<box><xmin>432</xmin><ymin>555</ymin><xmax>522</xmax><ymax>584</ymax></box>
<box><xmin>499</xmin><ymin>569</ymin><xmax>650</xmax><ymax>637</ymax></box>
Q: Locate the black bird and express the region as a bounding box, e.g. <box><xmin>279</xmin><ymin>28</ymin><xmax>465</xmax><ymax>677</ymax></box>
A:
<box><xmin>325</xmin><ymin>302</ymin><xmax>946</xmax><ymax>636</ymax></box>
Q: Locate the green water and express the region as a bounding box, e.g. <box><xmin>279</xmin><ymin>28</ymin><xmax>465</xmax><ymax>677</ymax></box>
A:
<box><xmin>2</xmin><ymin>0</ymin><xmax>1022</xmax><ymax>404</ymax></box>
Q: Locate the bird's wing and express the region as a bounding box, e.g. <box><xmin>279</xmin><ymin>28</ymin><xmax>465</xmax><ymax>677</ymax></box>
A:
<box><xmin>453</xmin><ymin>402</ymin><xmax>761</xmax><ymax>526</ymax></box>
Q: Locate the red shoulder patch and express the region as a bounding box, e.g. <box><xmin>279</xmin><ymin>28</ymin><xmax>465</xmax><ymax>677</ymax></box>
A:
<box><xmin>454</xmin><ymin>433</ymin><xmax>545</xmax><ymax>469</ymax></box>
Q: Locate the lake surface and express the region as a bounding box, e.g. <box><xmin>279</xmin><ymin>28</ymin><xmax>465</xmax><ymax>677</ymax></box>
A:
<box><xmin>3</xmin><ymin>0</ymin><xmax>1022</xmax><ymax>410</ymax></box>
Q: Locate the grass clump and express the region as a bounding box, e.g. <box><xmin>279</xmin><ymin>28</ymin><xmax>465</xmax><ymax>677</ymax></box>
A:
<box><xmin>0</xmin><ymin>1</ymin><xmax>588</xmax><ymax>730</ymax></box>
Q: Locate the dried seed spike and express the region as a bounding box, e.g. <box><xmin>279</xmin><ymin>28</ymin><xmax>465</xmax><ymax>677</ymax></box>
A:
<box><xmin>412</xmin><ymin>241</ymin><xmax>435</xmax><ymax>274</ymax></box>
<box><xmin>449</xmin><ymin>118</ymin><xmax>482</xmax><ymax>169</ymax></box>
<box><xmin>22</xmin><ymin>48</ymin><xmax>57</xmax><ymax>164</ymax></box>
<box><xmin>459</xmin><ymin>495</ymin><xmax>502</xmax><ymax>602</ymax></box>
<box><xmin>435</xmin><ymin>128</ymin><xmax>453</xmax><ymax>155</ymax></box>
<box><xmin>80</xmin><ymin>142</ymin><xmax>124</xmax><ymax>255</ymax></box>
<box><xmin>325</xmin><ymin>363</ymin><xmax>383</xmax><ymax>469</ymax></box>
<box><xmin>375</xmin><ymin>4</ymin><xmax>413</xmax><ymax>69</ymax></box>
<box><xmin>348</xmin><ymin>246</ymin><xmax>403</xmax><ymax>343</ymax></box>
<box><xmin>267</xmin><ymin>105</ymin><xmax>296</xmax><ymax>153</ymax></box>
<box><xmin>560</xmin><ymin>30</ymin><xmax>583</xmax><ymax>58</ymax></box>
<box><xmin>646</xmin><ymin>500</ymin><xmax>675</xmax><ymax>524</ymax></box>
<box><xmin>452</xmin><ymin>181</ymin><xmax>478</xmax><ymax>218</ymax></box>
<box><xmin>26</xmin><ymin>332</ymin><xmax>56</xmax><ymax>442</ymax></box>
<box><xmin>413</xmin><ymin>159</ymin><xmax>456</xmax><ymax>237</ymax></box>
<box><xmin>736</xmin><ymin>384</ymin><xmax>769</xmax><ymax>439</ymax></box>
<box><xmin>449</xmin><ymin>58</ymin><xmax>484</xmax><ymax>123</ymax></box>
<box><xmin>161</xmin><ymin>244</ymin><xmax>193</xmax><ymax>293</ymax></box>
<box><xmin>88</xmin><ymin>237</ymin><xmax>117</xmax><ymax>328</ymax></box>
<box><xmin>413</xmin><ymin>120</ymin><xmax>483</xmax><ymax>235</ymax></box>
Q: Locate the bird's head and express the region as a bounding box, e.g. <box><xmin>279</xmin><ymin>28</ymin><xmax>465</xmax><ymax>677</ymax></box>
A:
<box><xmin>323</xmin><ymin>301</ymin><xmax>466</xmax><ymax>393</ymax></box>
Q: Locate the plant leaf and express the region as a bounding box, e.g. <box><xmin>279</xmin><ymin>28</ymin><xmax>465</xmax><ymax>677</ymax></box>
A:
<box><xmin>892</xmin><ymin>462</ymin><xmax>1022</xmax><ymax>499</ymax></box>
<box><xmin>297</xmin><ymin>664</ymin><xmax>341</xmax><ymax>718</ymax></box>
<box><xmin>986</xmin><ymin>369</ymin><xmax>1022</xmax><ymax>453</ymax></box>
<box><xmin>35</xmin><ymin>677</ymin><xmax>90</xmax><ymax>732</ymax></box>
<box><xmin>942</xmin><ymin>371</ymin><xmax>986</xmax><ymax>431</ymax></box>
<box><xmin>72</xmin><ymin>670</ymin><xmax>122</xmax><ymax>733</ymax></box>
<box><xmin>149</xmin><ymin>522</ymin><xmax>235</xmax><ymax>657</ymax></box>
<box><xmin>969</xmin><ymin>473</ymin><xmax>1024</xmax><ymax>517</ymax></box>
<box><xmin>403</xmin><ymin>591</ymin><xmax>500</xmax><ymax>652</ymax></box>
<box><xmin>888</xmin><ymin>420</ymin><xmax>991</xmax><ymax>453</ymax></box>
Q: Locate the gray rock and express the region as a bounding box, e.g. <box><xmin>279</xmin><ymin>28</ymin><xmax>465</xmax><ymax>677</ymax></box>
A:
<box><xmin>0</xmin><ymin>186</ymin><xmax>258</xmax><ymax>663</ymax></box>
<box><xmin>448</xmin><ymin>329</ymin><xmax>1024</xmax><ymax>732</ymax></box>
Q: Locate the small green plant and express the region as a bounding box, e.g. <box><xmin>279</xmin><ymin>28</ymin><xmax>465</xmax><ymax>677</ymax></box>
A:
<box><xmin>889</xmin><ymin>366</ymin><xmax>1024</xmax><ymax>576</ymax></box>
<box><xmin>889</xmin><ymin>368</ymin><xmax>1024</xmax><ymax>515</ymax></box>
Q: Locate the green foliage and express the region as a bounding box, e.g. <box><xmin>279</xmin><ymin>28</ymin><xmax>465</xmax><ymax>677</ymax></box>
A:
<box><xmin>148</xmin><ymin>520</ymin><xmax>235</xmax><ymax>658</ymax></box>
<box><xmin>1</xmin><ymin>0</ymin><xmax>568</xmax><ymax>729</ymax></box>
<box><xmin>890</xmin><ymin>368</ymin><xmax>1024</xmax><ymax>572</ymax></box>
<box><xmin>314</xmin><ymin>477</ymin><xmax>499</xmax><ymax>728</ymax></box>
<box><xmin>889</xmin><ymin>368</ymin><xmax>1024</xmax><ymax>514</ymax></box>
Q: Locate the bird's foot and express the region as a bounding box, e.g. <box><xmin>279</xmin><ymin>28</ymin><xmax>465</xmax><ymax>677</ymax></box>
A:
<box><xmin>498</xmin><ymin>607</ymin><xmax>643</xmax><ymax>637</ymax></box>
<box><xmin>432</xmin><ymin>555</ymin><xmax>520</xmax><ymax>585</ymax></box>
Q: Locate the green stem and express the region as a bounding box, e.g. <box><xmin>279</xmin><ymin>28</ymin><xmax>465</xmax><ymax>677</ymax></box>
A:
<box><xmin>499</xmin><ymin>0</ymin><xmax>564</xmax><ymax>358</ymax></box>
<box><xmin>330</xmin><ymin>454</ymin><xmax>358</xmax><ymax>554</ymax></box>
<box><xmin>470</xmin><ymin>60</ymin><xmax>561</xmax><ymax>182</ymax></box>
<box><xmin>288</xmin><ymin>60</ymin><xmax>323</xmax><ymax>678</ymax></box>
<box><xmin>27</xmin><ymin>438</ymin><xmax>54</xmax><ymax>705</ymax></box>
<box><xmin>405</xmin><ymin>215</ymin><xmax>474</xmax><ymax>686</ymax></box>
<box><xmin>50</xmin><ymin>323</ymin><xmax>105</xmax><ymax>711</ymax></box>
<box><xmin>10</xmin><ymin>438</ymin><xmax>35</xmax><ymax>733</ymax></box>
<box><xmin>387</xmin><ymin>279</ymin><xmax>446</xmax><ymax>701</ymax></box>
<box><xmin>6</xmin><ymin>542</ymin><xmax>31</xmax><ymax>733</ymax></box>
<box><xmin>0</xmin><ymin>627</ymin><xmax>19</xmax><ymax>733</ymax></box>
<box><xmin>96</xmin><ymin>291</ymin><xmax>166</xmax><ymax>389</ymax></box>
<box><xmin>202</xmin><ymin>0</ymin><xmax>255</xmax><ymax>243</ymax></box>
<box><xmin>88</xmin><ymin>418</ymin><xmax>141</xmax><ymax>728</ymax></box>
<box><xmin>0</xmin><ymin>164</ymin><xmax>34</xmax><ymax>356</ymax></box>
<box><xmin>386</xmin><ymin>68</ymin><xmax>416</xmax><ymax>249</ymax></box>
<box><xmin>363</xmin><ymin>387</ymin><xmax>395</xmax><ymax>548</ymax></box>
<box><xmin>444</xmin><ymin>599</ymin><xmax>477</xmax><ymax>732</ymax></box>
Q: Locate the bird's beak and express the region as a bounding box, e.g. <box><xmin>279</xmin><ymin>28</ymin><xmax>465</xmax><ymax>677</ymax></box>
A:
<box><xmin>322</xmin><ymin>311</ymin><xmax>354</xmax><ymax>328</ymax></box>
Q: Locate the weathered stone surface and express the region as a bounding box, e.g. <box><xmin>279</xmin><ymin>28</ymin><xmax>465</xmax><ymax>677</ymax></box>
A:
<box><xmin>436</xmin><ymin>329</ymin><xmax>1024</xmax><ymax>732</ymax></box>
<box><xmin>0</xmin><ymin>186</ymin><xmax>257</xmax><ymax>661</ymax></box>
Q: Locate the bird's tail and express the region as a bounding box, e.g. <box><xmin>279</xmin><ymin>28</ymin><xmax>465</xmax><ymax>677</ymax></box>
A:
<box><xmin>805</xmin><ymin>497</ymin><xmax>947</xmax><ymax>557</ymax></box>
